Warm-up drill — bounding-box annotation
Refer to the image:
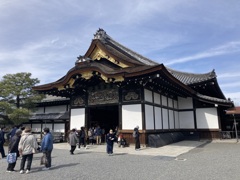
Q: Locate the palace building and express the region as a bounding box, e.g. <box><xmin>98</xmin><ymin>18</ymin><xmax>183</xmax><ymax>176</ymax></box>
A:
<box><xmin>32</xmin><ymin>29</ymin><xmax>233</xmax><ymax>146</ymax></box>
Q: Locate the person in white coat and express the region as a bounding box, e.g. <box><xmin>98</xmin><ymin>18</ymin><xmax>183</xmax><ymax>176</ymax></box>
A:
<box><xmin>18</xmin><ymin>126</ymin><xmax>38</xmax><ymax>174</ymax></box>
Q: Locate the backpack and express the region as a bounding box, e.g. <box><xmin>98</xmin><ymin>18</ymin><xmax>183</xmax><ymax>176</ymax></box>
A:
<box><xmin>132</xmin><ymin>131</ymin><xmax>137</xmax><ymax>138</ymax></box>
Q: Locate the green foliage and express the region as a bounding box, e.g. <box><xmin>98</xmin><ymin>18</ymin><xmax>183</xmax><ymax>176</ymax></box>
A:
<box><xmin>8</xmin><ymin>108</ymin><xmax>30</xmax><ymax>124</ymax></box>
<box><xmin>0</xmin><ymin>72</ymin><xmax>44</xmax><ymax>125</ymax></box>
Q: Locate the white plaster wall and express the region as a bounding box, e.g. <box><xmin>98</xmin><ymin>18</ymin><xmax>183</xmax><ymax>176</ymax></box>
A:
<box><xmin>168</xmin><ymin>98</ymin><xmax>173</xmax><ymax>108</ymax></box>
<box><xmin>145</xmin><ymin>105</ymin><xmax>154</xmax><ymax>130</ymax></box>
<box><xmin>54</xmin><ymin>124</ymin><xmax>65</xmax><ymax>132</ymax></box>
<box><xmin>179</xmin><ymin>111</ymin><xmax>194</xmax><ymax>129</ymax></box>
<box><xmin>70</xmin><ymin>108</ymin><xmax>85</xmax><ymax>130</ymax></box>
<box><xmin>174</xmin><ymin>111</ymin><xmax>180</xmax><ymax>129</ymax></box>
<box><xmin>162</xmin><ymin>95</ymin><xmax>167</xmax><ymax>106</ymax></box>
<box><xmin>169</xmin><ymin>110</ymin><xmax>174</xmax><ymax>129</ymax></box>
<box><xmin>154</xmin><ymin>92</ymin><xmax>160</xmax><ymax>105</ymax></box>
<box><xmin>178</xmin><ymin>97</ymin><xmax>193</xmax><ymax>109</ymax></box>
<box><xmin>144</xmin><ymin>89</ymin><xmax>153</xmax><ymax>102</ymax></box>
<box><xmin>174</xmin><ymin>100</ymin><xmax>178</xmax><ymax>109</ymax></box>
<box><xmin>34</xmin><ymin>107</ymin><xmax>44</xmax><ymax>114</ymax></box>
<box><xmin>122</xmin><ymin>104</ymin><xmax>142</xmax><ymax>130</ymax></box>
<box><xmin>162</xmin><ymin>108</ymin><xmax>169</xmax><ymax>129</ymax></box>
<box><xmin>196</xmin><ymin>108</ymin><xmax>219</xmax><ymax>129</ymax></box>
<box><xmin>45</xmin><ymin>105</ymin><xmax>67</xmax><ymax>113</ymax></box>
<box><xmin>154</xmin><ymin>107</ymin><xmax>162</xmax><ymax>129</ymax></box>
<box><xmin>32</xmin><ymin>124</ymin><xmax>42</xmax><ymax>132</ymax></box>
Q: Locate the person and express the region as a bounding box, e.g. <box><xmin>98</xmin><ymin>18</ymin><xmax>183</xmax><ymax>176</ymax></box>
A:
<box><xmin>7</xmin><ymin>125</ymin><xmax>18</xmax><ymax>141</ymax></box>
<box><xmin>133</xmin><ymin>126</ymin><xmax>140</xmax><ymax>151</ymax></box>
<box><xmin>117</xmin><ymin>134</ymin><xmax>126</xmax><ymax>148</ymax></box>
<box><xmin>78</xmin><ymin>126</ymin><xmax>86</xmax><ymax>149</ymax></box>
<box><xmin>95</xmin><ymin>125</ymin><xmax>102</xmax><ymax>145</ymax></box>
<box><xmin>68</xmin><ymin>129</ymin><xmax>79</xmax><ymax>155</ymax></box>
<box><xmin>101</xmin><ymin>128</ymin><xmax>105</xmax><ymax>143</ymax></box>
<box><xmin>88</xmin><ymin>128</ymin><xmax>94</xmax><ymax>145</ymax></box>
<box><xmin>18</xmin><ymin>126</ymin><xmax>38</xmax><ymax>174</ymax></box>
<box><xmin>106</xmin><ymin>129</ymin><xmax>115</xmax><ymax>155</ymax></box>
<box><xmin>0</xmin><ymin>128</ymin><xmax>6</xmax><ymax>159</ymax></box>
<box><xmin>7</xmin><ymin>129</ymin><xmax>22</xmax><ymax>172</ymax></box>
<box><xmin>40</xmin><ymin>127</ymin><xmax>53</xmax><ymax>171</ymax></box>
<box><xmin>114</xmin><ymin>126</ymin><xmax>119</xmax><ymax>138</ymax></box>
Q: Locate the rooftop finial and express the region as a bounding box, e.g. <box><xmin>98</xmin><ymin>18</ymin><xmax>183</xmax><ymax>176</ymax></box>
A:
<box><xmin>75</xmin><ymin>55</ymin><xmax>91</xmax><ymax>64</ymax></box>
<box><xmin>94</xmin><ymin>28</ymin><xmax>107</xmax><ymax>39</ymax></box>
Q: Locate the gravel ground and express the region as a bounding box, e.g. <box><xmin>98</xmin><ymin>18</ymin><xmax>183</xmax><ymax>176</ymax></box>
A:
<box><xmin>1</xmin><ymin>142</ymin><xmax>240</xmax><ymax>180</ymax></box>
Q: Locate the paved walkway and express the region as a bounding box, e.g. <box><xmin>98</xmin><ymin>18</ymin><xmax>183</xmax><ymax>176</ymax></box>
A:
<box><xmin>54</xmin><ymin>139</ymin><xmax>235</xmax><ymax>157</ymax></box>
<box><xmin>1</xmin><ymin>139</ymin><xmax>240</xmax><ymax>180</ymax></box>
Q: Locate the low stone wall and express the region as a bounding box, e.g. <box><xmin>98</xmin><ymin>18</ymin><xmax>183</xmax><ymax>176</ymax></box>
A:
<box><xmin>148</xmin><ymin>132</ymin><xmax>185</xmax><ymax>148</ymax></box>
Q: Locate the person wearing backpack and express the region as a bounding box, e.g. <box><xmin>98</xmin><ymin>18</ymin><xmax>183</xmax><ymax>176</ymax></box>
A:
<box><xmin>133</xmin><ymin>126</ymin><xmax>140</xmax><ymax>151</ymax></box>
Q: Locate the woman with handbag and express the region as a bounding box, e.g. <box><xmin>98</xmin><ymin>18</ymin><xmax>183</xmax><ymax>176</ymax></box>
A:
<box><xmin>18</xmin><ymin>126</ymin><xmax>38</xmax><ymax>174</ymax></box>
<box><xmin>6</xmin><ymin>129</ymin><xmax>22</xmax><ymax>172</ymax></box>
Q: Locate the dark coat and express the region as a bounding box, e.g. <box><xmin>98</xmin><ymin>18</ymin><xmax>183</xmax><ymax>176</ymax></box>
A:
<box><xmin>106</xmin><ymin>133</ymin><xmax>115</xmax><ymax>146</ymax></box>
<box><xmin>133</xmin><ymin>128</ymin><xmax>140</xmax><ymax>139</ymax></box>
<box><xmin>8</xmin><ymin>134</ymin><xmax>21</xmax><ymax>157</ymax></box>
<box><xmin>0</xmin><ymin>130</ymin><xmax>5</xmax><ymax>144</ymax></box>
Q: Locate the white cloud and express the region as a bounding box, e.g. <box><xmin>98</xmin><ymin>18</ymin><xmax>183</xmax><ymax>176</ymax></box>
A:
<box><xmin>165</xmin><ymin>41</ymin><xmax>240</xmax><ymax>65</ymax></box>
<box><xmin>221</xmin><ymin>81</ymin><xmax>240</xmax><ymax>89</ymax></box>
<box><xmin>218</xmin><ymin>72</ymin><xmax>240</xmax><ymax>79</ymax></box>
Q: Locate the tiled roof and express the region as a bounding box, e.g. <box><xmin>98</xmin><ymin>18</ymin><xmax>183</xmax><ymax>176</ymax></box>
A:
<box><xmin>33</xmin><ymin>29</ymin><xmax>233</xmax><ymax>106</ymax></box>
<box><xmin>94</xmin><ymin>28</ymin><xmax>158</xmax><ymax>66</ymax></box>
<box><xmin>167</xmin><ymin>68</ymin><xmax>216</xmax><ymax>85</ymax></box>
<box><xmin>94</xmin><ymin>29</ymin><xmax>216</xmax><ymax>86</ymax></box>
<box><xmin>30</xmin><ymin>112</ymin><xmax>69</xmax><ymax>120</ymax></box>
<box><xmin>196</xmin><ymin>93</ymin><xmax>232</xmax><ymax>105</ymax></box>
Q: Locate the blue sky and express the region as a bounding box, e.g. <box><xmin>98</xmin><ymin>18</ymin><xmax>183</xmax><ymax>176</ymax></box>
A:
<box><xmin>0</xmin><ymin>0</ymin><xmax>240</xmax><ymax>105</ymax></box>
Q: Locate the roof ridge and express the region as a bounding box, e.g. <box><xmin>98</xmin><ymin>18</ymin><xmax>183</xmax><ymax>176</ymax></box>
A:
<box><xmin>167</xmin><ymin>67</ymin><xmax>216</xmax><ymax>77</ymax></box>
<box><xmin>94</xmin><ymin>28</ymin><xmax>158</xmax><ymax>66</ymax></box>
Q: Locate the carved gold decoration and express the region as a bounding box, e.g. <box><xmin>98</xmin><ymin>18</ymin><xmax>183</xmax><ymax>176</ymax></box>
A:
<box><xmin>56</xmin><ymin>78</ymin><xmax>75</xmax><ymax>90</ymax></box>
<box><xmin>125</xmin><ymin>92</ymin><xmax>139</xmax><ymax>101</ymax></box>
<box><xmin>88</xmin><ymin>89</ymin><xmax>118</xmax><ymax>105</ymax></box>
<box><xmin>90</xmin><ymin>47</ymin><xmax>129</xmax><ymax>68</ymax></box>
<box><xmin>122</xmin><ymin>89</ymin><xmax>141</xmax><ymax>102</ymax></box>
<box><xmin>57</xmin><ymin>85</ymin><xmax>65</xmax><ymax>91</ymax></box>
<box><xmin>72</xmin><ymin>96</ymin><xmax>84</xmax><ymax>106</ymax></box>
<box><xmin>114</xmin><ymin>76</ymin><xmax>124</xmax><ymax>82</ymax></box>
<box><xmin>68</xmin><ymin>78</ymin><xmax>75</xmax><ymax>88</ymax></box>
<box><xmin>82</xmin><ymin>71</ymin><xmax>93</xmax><ymax>79</ymax></box>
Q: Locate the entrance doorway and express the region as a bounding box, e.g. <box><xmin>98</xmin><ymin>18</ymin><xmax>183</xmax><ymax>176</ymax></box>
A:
<box><xmin>88</xmin><ymin>105</ymin><xmax>119</xmax><ymax>133</ymax></box>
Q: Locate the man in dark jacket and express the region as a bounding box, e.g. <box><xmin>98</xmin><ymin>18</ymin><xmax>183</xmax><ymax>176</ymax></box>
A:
<box><xmin>0</xmin><ymin>128</ymin><xmax>6</xmax><ymax>159</ymax></box>
<box><xmin>41</xmin><ymin>127</ymin><xmax>53</xmax><ymax>171</ymax></box>
<box><xmin>78</xmin><ymin>126</ymin><xmax>86</xmax><ymax>149</ymax></box>
<box><xmin>106</xmin><ymin>129</ymin><xmax>115</xmax><ymax>155</ymax></box>
<box><xmin>7</xmin><ymin>129</ymin><xmax>22</xmax><ymax>172</ymax></box>
<box><xmin>133</xmin><ymin>126</ymin><xmax>140</xmax><ymax>150</ymax></box>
